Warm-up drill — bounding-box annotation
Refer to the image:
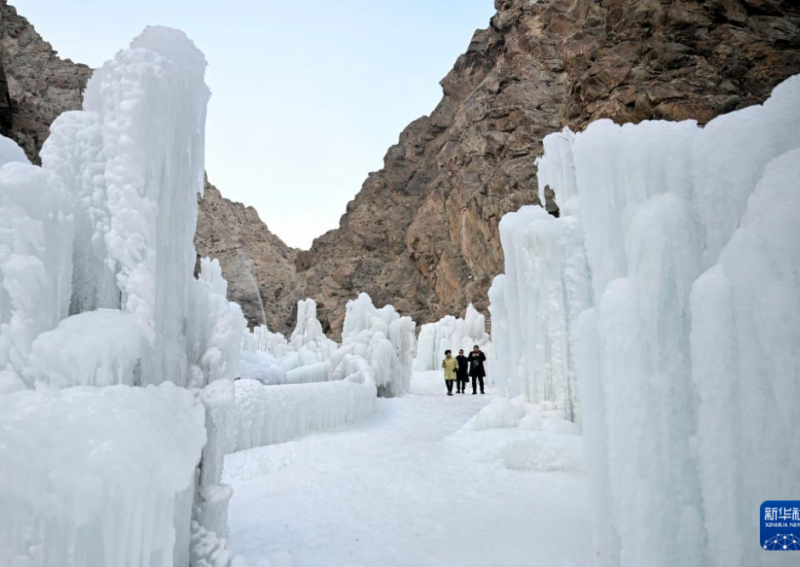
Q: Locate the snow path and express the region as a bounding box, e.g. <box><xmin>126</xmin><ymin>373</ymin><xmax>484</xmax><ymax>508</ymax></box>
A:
<box><xmin>224</xmin><ymin>372</ymin><xmax>593</xmax><ymax>567</ymax></box>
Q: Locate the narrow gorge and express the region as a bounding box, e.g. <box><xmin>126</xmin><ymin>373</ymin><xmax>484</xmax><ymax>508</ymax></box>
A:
<box><xmin>2</xmin><ymin>0</ymin><xmax>799</xmax><ymax>335</ymax></box>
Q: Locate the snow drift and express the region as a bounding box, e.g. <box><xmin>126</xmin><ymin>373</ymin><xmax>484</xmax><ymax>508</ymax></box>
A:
<box><xmin>511</xmin><ymin>74</ymin><xmax>800</xmax><ymax>566</ymax></box>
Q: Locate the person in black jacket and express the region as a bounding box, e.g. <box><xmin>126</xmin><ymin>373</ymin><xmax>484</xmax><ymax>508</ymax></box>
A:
<box><xmin>455</xmin><ymin>349</ymin><xmax>469</xmax><ymax>394</ymax></box>
<box><xmin>468</xmin><ymin>345</ymin><xmax>487</xmax><ymax>395</ymax></box>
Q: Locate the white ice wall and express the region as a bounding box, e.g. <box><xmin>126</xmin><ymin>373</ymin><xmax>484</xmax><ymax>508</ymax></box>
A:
<box><xmin>29</xmin><ymin>309</ymin><xmax>142</xmax><ymax>388</ymax></box>
<box><xmin>41</xmin><ymin>112</ymin><xmax>118</xmax><ymax>315</ymax></box>
<box><xmin>530</xmin><ymin>74</ymin><xmax>800</xmax><ymax>567</ymax></box>
<box><xmin>0</xmin><ymin>160</ymin><xmax>74</xmax><ymax>386</ymax></box>
<box><xmin>0</xmin><ymin>26</ymin><xmax>248</xmax><ymax>567</ymax></box>
<box><xmin>187</xmin><ymin>259</ymin><xmax>245</xmax><ymax>388</ymax></box>
<box><xmin>413</xmin><ymin>305</ymin><xmax>491</xmax><ymax>373</ymax></box>
<box><xmin>232</xmin><ymin>376</ymin><xmax>377</xmax><ymax>452</ymax></box>
<box><xmin>0</xmin><ymin>383</ymin><xmax>206</xmax><ymax>567</ymax></box>
<box><xmin>490</xmin><ymin>205</ymin><xmax>591</xmax><ymax>422</ymax></box>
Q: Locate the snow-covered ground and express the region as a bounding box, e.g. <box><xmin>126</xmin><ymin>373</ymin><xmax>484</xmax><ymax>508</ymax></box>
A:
<box><xmin>224</xmin><ymin>371</ymin><xmax>592</xmax><ymax>567</ymax></box>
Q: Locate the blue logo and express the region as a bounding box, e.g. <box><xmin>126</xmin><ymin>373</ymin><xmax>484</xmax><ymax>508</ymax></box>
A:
<box><xmin>761</xmin><ymin>501</ymin><xmax>800</xmax><ymax>550</ymax></box>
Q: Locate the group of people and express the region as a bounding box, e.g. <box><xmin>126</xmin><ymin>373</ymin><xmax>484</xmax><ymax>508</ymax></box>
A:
<box><xmin>442</xmin><ymin>346</ymin><xmax>487</xmax><ymax>396</ymax></box>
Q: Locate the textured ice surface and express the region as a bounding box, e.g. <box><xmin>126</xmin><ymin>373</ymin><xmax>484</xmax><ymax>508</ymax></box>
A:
<box><xmin>0</xmin><ymin>383</ymin><xmax>205</xmax><ymax>567</ymax></box>
<box><xmin>490</xmin><ymin>205</ymin><xmax>590</xmax><ymax>422</ymax></box>
<box><xmin>528</xmin><ymin>74</ymin><xmax>800</xmax><ymax>567</ymax></box>
<box><xmin>0</xmin><ymin>160</ymin><xmax>74</xmax><ymax>384</ymax></box>
<box><xmin>232</xmin><ymin>378</ymin><xmax>377</xmax><ymax>452</ymax></box>
<box><xmin>0</xmin><ymin>26</ymin><xmax>248</xmax><ymax>566</ymax></box>
<box><xmin>29</xmin><ymin>309</ymin><xmax>142</xmax><ymax>388</ymax></box>
<box><xmin>451</xmin><ymin>396</ymin><xmax>584</xmax><ymax>473</ymax></box>
<box><xmin>413</xmin><ymin>304</ymin><xmax>491</xmax><ymax>373</ymax></box>
<box><xmin>41</xmin><ymin>111</ymin><xmax>117</xmax><ymax>315</ymax></box>
<box><xmin>242</xmin><ymin>324</ymin><xmax>290</xmax><ymax>358</ymax></box>
<box><xmin>339</xmin><ymin>293</ymin><xmax>415</xmax><ymax>397</ymax></box>
<box><xmin>239</xmin><ymin>351</ymin><xmax>288</xmax><ymax>384</ymax></box>
<box><xmin>188</xmin><ymin>259</ymin><xmax>245</xmax><ymax>387</ymax></box>
<box><xmin>290</xmin><ymin>299</ymin><xmax>337</xmax><ymax>361</ymax></box>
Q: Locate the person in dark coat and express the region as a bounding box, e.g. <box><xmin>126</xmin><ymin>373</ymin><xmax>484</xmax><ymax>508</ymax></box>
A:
<box><xmin>455</xmin><ymin>349</ymin><xmax>469</xmax><ymax>394</ymax></box>
<box><xmin>468</xmin><ymin>344</ymin><xmax>487</xmax><ymax>395</ymax></box>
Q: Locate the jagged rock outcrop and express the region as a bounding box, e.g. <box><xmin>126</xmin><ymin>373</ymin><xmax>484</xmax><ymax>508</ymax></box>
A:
<box><xmin>2</xmin><ymin>0</ymin><xmax>799</xmax><ymax>336</ymax></box>
<box><xmin>291</xmin><ymin>0</ymin><xmax>800</xmax><ymax>335</ymax></box>
<box><xmin>0</xmin><ymin>1</ymin><xmax>91</xmax><ymax>162</ymax></box>
<box><xmin>195</xmin><ymin>180</ymin><xmax>299</xmax><ymax>334</ymax></box>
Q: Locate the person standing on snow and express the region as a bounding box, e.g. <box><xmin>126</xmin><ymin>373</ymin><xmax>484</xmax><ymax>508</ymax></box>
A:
<box><xmin>455</xmin><ymin>349</ymin><xmax>469</xmax><ymax>394</ymax></box>
<box><xmin>442</xmin><ymin>350</ymin><xmax>458</xmax><ymax>396</ymax></box>
<box><xmin>468</xmin><ymin>345</ymin><xmax>487</xmax><ymax>395</ymax></box>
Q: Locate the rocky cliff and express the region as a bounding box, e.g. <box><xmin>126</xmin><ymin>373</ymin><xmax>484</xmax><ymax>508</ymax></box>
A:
<box><xmin>2</xmin><ymin>0</ymin><xmax>799</xmax><ymax>336</ymax></box>
<box><xmin>289</xmin><ymin>0</ymin><xmax>800</xmax><ymax>335</ymax></box>
<box><xmin>0</xmin><ymin>1</ymin><xmax>91</xmax><ymax>161</ymax></box>
<box><xmin>195</xmin><ymin>180</ymin><xmax>299</xmax><ymax>334</ymax></box>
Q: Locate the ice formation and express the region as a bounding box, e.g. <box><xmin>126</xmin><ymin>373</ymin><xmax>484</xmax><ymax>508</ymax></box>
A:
<box><xmin>0</xmin><ymin>161</ymin><xmax>74</xmax><ymax>385</ymax></box>
<box><xmin>242</xmin><ymin>324</ymin><xmax>290</xmax><ymax>358</ymax></box>
<box><xmin>0</xmin><ymin>383</ymin><xmax>206</xmax><ymax>567</ymax></box>
<box><xmin>0</xmin><ymin>26</ymin><xmax>249</xmax><ymax>567</ymax></box>
<box><xmin>29</xmin><ymin>309</ymin><xmax>142</xmax><ymax>388</ymax></box>
<box><xmin>413</xmin><ymin>304</ymin><xmax>492</xmax><ymax>374</ymax></box>
<box><xmin>290</xmin><ymin>298</ymin><xmax>337</xmax><ymax>360</ymax></box>
<box><xmin>489</xmin><ymin>204</ymin><xmax>590</xmax><ymax>422</ymax></box>
<box><xmin>232</xmin><ymin>377</ymin><xmax>377</xmax><ymax>452</ymax></box>
<box><xmin>507</xmin><ymin>74</ymin><xmax>800</xmax><ymax>566</ymax></box>
<box><xmin>338</xmin><ymin>293</ymin><xmax>416</xmax><ymax>397</ymax></box>
<box><xmin>448</xmin><ymin>396</ymin><xmax>584</xmax><ymax>473</ymax></box>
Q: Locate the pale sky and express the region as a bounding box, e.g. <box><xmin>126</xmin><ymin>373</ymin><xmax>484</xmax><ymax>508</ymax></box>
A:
<box><xmin>13</xmin><ymin>0</ymin><xmax>496</xmax><ymax>249</ymax></box>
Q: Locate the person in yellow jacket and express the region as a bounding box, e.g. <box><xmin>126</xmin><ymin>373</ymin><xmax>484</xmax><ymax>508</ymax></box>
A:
<box><xmin>442</xmin><ymin>350</ymin><xmax>458</xmax><ymax>396</ymax></box>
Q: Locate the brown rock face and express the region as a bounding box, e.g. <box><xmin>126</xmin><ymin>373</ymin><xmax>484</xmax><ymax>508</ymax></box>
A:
<box><xmin>289</xmin><ymin>0</ymin><xmax>800</xmax><ymax>336</ymax></box>
<box><xmin>0</xmin><ymin>1</ymin><xmax>91</xmax><ymax>162</ymax></box>
<box><xmin>2</xmin><ymin>0</ymin><xmax>799</xmax><ymax>336</ymax></box>
<box><xmin>195</xmin><ymin>181</ymin><xmax>299</xmax><ymax>334</ymax></box>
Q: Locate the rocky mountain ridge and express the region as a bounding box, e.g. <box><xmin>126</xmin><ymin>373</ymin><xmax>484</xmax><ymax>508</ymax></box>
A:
<box><xmin>290</xmin><ymin>0</ymin><xmax>800</xmax><ymax>334</ymax></box>
<box><xmin>2</xmin><ymin>0</ymin><xmax>799</xmax><ymax>336</ymax></box>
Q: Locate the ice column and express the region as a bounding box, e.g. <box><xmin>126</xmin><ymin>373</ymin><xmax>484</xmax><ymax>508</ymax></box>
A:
<box><xmin>79</xmin><ymin>27</ymin><xmax>210</xmax><ymax>387</ymax></box>
<box><xmin>491</xmin><ymin>205</ymin><xmax>590</xmax><ymax>422</ymax></box>
<box><xmin>0</xmin><ymin>154</ymin><xmax>74</xmax><ymax>384</ymax></box>
<box><xmin>339</xmin><ymin>293</ymin><xmax>416</xmax><ymax>397</ymax></box>
<box><xmin>534</xmin><ymin>74</ymin><xmax>800</xmax><ymax>567</ymax></box>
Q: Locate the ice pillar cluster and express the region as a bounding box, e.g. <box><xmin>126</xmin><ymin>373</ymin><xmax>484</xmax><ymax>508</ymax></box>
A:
<box><xmin>413</xmin><ymin>304</ymin><xmax>492</xmax><ymax>374</ymax></box>
<box><xmin>0</xmin><ymin>27</ymin><xmax>246</xmax><ymax>567</ymax></box>
<box><xmin>338</xmin><ymin>293</ymin><xmax>416</xmax><ymax>397</ymax></box>
<box><xmin>494</xmin><ymin>75</ymin><xmax>800</xmax><ymax>566</ymax></box>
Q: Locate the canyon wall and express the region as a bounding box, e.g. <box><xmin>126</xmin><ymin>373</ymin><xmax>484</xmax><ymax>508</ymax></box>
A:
<box><xmin>2</xmin><ymin>0</ymin><xmax>799</xmax><ymax>335</ymax></box>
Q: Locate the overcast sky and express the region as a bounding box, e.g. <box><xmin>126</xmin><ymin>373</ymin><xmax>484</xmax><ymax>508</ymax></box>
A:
<box><xmin>13</xmin><ymin>0</ymin><xmax>496</xmax><ymax>249</ymax></box>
